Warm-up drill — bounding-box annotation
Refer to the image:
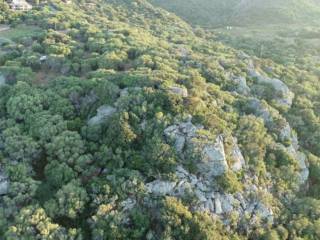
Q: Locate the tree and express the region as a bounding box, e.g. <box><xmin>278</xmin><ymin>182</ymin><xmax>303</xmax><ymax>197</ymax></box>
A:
<box><xmin>45</xmin><ymin>180</ymin><xmax>88</xmax><ymax>219</ymax></box>
<box><xmin>3</xmin><ymin>127</ymin><xmax>40</xmax><ymax>163</ymax></box>
<box><xmin>46</xmin><ymin>131</ymin><xmax>86</xmax><ymax>166</ymax></box>
<box><xmin>27</xmin><ymin>112</ymin><xmax>67</xmax><ymax>144</ymax></box>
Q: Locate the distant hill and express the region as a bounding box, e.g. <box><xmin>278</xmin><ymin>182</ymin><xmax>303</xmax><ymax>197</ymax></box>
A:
<box><xmin>149</xmin><ymin>0</ymin><xmax>320</xmax><ymax>27</ymax></box>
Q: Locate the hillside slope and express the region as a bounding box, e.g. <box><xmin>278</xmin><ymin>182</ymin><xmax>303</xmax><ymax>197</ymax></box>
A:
<box><xmin>150</xmin><ymin>0</ymin><xmax>320</xmax><ymax>26</ymax></box>
<box><xmin>0</xmin><ymin>0</ymin><xmax>320</xmax><ymax>239</ymax></box>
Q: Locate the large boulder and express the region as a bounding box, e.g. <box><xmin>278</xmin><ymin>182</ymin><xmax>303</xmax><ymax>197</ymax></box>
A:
<box><xmin>198</xmin><ymin>135</ymin><xmax>229</xmax><ymax>177</ymax></box>
<box><xmin>88</xmin><ymin>105</ymin><xmax>117</xmax><ymax>126</ymax></box>
<box><xmin>164</xmin><ymin>119</ymin><xmax>229</xmax><ymax>177</ymax></box>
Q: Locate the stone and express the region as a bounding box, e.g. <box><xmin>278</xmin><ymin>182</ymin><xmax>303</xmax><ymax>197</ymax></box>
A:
<box><xmin>247</xmin><ymin>60</ymin><xmax>294</xmax><ymax>107</ymax></box>
<box><xmin>168</xmin><ymin>86</ymin><xmax>188</xmax><ymax>97</ymax></box>
<box><xmin>0</xmin><ymin>170</ymin><xmax>9</xmax><ymax>195</ymax></box>
<box><xmin>0</xmin><ymin>73</ymin><xmax>5</xmax><ymax>86</ymax></box>
<box><xmin>231</xmin><ymin>76</ymin><xmax>250</xmax><ymax>95</ymax></box>
<box><xmin>146</xmin><ymin>180</ymin><xmax>176</xmax><ymax>195</ymax></box>
<box><xmin>164</xmin><ymin>120</ymin><xmax>198</xmax><ymax>153</ymax></box>
<box><xmin>256</xmin><ymin>76</ymin><xmax>294</xmax><ymax>107</ymax></box>
<box><xmin>198</xmin><ymin>135</ymin><xmax>228</xmax><ymax>177</ymax></box>
<box><xmin>248</xmin><ymin>98</ymin><xmax>273</xmax><ymax>124</ymax></box>
<box><xmin>204</xmin><ymin>199</ymin><xmax>215</xmax><ymax>212</ymax></box>
<box><xmin>221</xmin><ymin>194</ymin><xmax>234</xmax><ymax>213</ymax></box>
<box><xmin>297</xmin><ymin>152</ymin><xmax>309</xmax><ymax>183</ymax></box>
<box><xmin>230</xmin><ymin>137</ymin><xmax>246</xmax><ymax>172</ymax></box>
<box><xmin>88</xmin><ymin>105</ymin><xmax>117</xmax><ymax>126</ymax></box>
<box><xmin>120</xmin><ymin>198</ymin><xmax>136</xmax><ymax>211</ymax></box>
<box><xmin>215</xmin><ymin>196</ymin><xmax>223</xmax><ymax>214</ymax></box>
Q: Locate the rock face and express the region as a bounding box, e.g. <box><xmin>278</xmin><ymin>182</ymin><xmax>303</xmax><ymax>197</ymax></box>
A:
<box><xmin>198</xmin><ymin>135</ymin><xmax>229</xmax><ymax>177</ymax></box>
<box><xmin>168</xmin><ymin>86</ymin><xmax>188</xmax><ymax>97</ymax></box>
<box><xmin>88</xmin><ymin>105</ymin><xmax>117</xmax><ymax>126</ymax></box>
<box><xmin>230</xmin><ymin>137</ymin><xmax>246</xmax><ymax>172</ymax></box>
<box><xmin>156</xmin><ymin>119</ymin><xmax>273</xmax><ymax>230</ymax></box>
<box><xmin>248</xmin><ymin>98</ymin><xmax>273</xmax><ymax>124</ymax></box>
<box><xmin>231</xmin><ymin>76</ymin><xmax>250</xmax><ymax>95</ymax></box>
<box><xmin>247</xmin><ymin>60</ymin><xmax>294</xmax><ymax>108</ymax></box>
<box><xmin>164</xmin><ymin>119</ymin><xmax>230</xmax><ymax>177</ymax></box>
<box><xmin>146</xmin><ymin>165</ymin><xmax>273</xmax><ymax>230</ymax></box>
<box><xmin>0</xmin><ymin>169</ymin><xmax>9</xmax><ymax>195</ymax></box>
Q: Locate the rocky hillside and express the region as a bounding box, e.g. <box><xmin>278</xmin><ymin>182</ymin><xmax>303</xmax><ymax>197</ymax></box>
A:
<box><xmin>0</xmin><ymin>0</ymin><xmax>320</xmax><ymax>239</ymax></box>
<box><xmin>150</xmin><ymin>0</ymin><xmax>320</xmax><ymax>26</ymax></box>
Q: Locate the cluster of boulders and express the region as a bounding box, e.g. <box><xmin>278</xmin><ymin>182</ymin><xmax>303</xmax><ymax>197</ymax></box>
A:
<box><xmin>145</xmin><ymin>118</ymin><xmax>273</xmax><ymax>230</ymax></box>
<box><xmin>146</xmin><ymin>164</ymin><xmax>273</xmax><ymax>230</ymax></box>
<box><xmin>163</xmin><ymin>118</ymin><xmax>245</xmax><ymax>177</ymax></box>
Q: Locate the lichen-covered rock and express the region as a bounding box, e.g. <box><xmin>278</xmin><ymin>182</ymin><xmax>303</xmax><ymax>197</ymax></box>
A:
<box><xmin>88</xmin><ymin>105</ymin><xmax>117</xmax><ymax>126</ymax></box>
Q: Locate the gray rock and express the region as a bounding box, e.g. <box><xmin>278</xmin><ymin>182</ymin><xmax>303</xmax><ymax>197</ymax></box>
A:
<box><xmin>0</xmin><ymin>170</ymin><xmax>9</xmax><ymax>195</ymax></box>
<box><xmin>256</xmin><ymin>76</ymin><xmax>294</xmax><ymax>107</ymax></box>
<box><xmin>168</xmin><ymin>86</ymin><xmax>188</xmax><ymax>97</ymax></box>
<box><xmin>165</xmin><ymin>121</ymin><xmax>228</xmax><ymax>177</ymax></box>
<box><xmin>220</xmin><ymin>194</ymin><xmax>234</xmax><ymax>213</ymax></box>
<box><xmin>120</xmin><ymin>198</ymin><xmax>136</xmax><ymax>211</ymax></box>
<box><xmin>230</xmin><ymin>137</ymin><xmax>246</xmax><ymax>172</ymax></box>
<box><xmin>231</xmin><ymin>76</ymin><xmax>250</xmax><ymax>95</ymax></box>
<box><xmin>0</xmin><ymin>73</ymin><xmax>5</xmax><ymax>86</ymax></box>
<box><xmin>164</xmin><ymin>120</ymin><xmax>198</xmax><ymax>153</ymax></box>
<box><xmin>215</xmin><ymin>196</ymin><xmax>223</xmax><ymax>214</ymax></box>
<box><xmin>88</xmin><ymin>105</ymin><xmax>117</xmax><ymax>126</ymax></box>
<box><xmin>199</xmin><ymin>135</ymin><xmax>228</xmax><ymax>177</ymax></box>
<box><xmin>248</xmin><ymin>98</ymin><xmax>273</xmax><ymax>124</ymax></box>
<box><xmin>247</xmin><ymin>61</ymin><xmax>294</xmax><ymax>107</ymax></box>
<box><xmin>297</xmin><ymin>152</ymin><xmax>309</xmax><ymax>183</ymax></box>
<box><xmin>146</xmin><ymin>180</ymin><xmax>176</xmax><ymax>195</ymax></box>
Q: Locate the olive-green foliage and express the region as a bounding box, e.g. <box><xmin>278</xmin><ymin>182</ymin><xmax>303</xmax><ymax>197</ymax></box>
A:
<box><xmin>0</xmin><ymin>0</ymin><xmax>319</xmax><ymax>239</ymax></box>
